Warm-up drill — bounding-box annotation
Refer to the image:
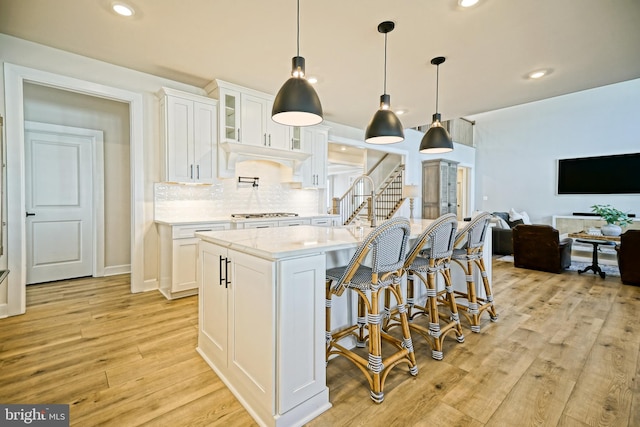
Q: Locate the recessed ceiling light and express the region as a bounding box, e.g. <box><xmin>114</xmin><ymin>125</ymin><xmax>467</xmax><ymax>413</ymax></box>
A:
<box><xmin>396</xmin><ymin>110</ymin><xmax>406</xmax><ymax>115</ymax></box>
<box><xmin>528</xmin><ymin>69</ymin><xmax>550</xmax><ymax>79</ymax></box>
<box><xmin>340</xmin><ymin>146</ymin><xmax>347</xmax><ymax>151</ymax></box>
<box><xmin>458</xmin><ymin>0</ymin><xmax>480</xmax><ymax>8</ymax></box>
<box><xmin>307</xmin><ymin>76</ymin><xmax>318</xmax><ymax>84</ymax></box>
<box><xmin>112</xmin><ymin>2</ymin><xmax>135</xmax><ymax>17</ymax></box>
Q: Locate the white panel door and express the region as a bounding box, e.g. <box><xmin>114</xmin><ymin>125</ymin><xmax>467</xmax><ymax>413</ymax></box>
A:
<box><xmin>25</xmin><ymin>129</ymin><xmax>93</xmax><ymax>284</ymax></box>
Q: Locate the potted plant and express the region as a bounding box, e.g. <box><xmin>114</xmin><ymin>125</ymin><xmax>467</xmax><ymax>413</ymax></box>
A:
<box><xmin>590</xmin><ymin>204</ymin><xmax>632</xmax><ymax>236</ymax></box>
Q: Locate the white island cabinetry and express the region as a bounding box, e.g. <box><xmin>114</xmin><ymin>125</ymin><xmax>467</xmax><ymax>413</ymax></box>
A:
<box><xmin>196</xmin><ymin>222</ymin><xmax>492</xmax><ymax>426</ymax></box>
<box><xmin>197</xmin><ymin>236</ymin><xmax>329</xmax><ymax>427</ymax></box>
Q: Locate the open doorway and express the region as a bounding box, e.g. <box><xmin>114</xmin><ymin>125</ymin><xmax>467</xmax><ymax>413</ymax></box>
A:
<box><xmin>23</xmin><ymin>84</ymin><xmax>130</xmax><ymax>285</ymax></box>
<box><xmin>457</xmin><ymin>165</ymin><xmax>471</xmax><ymax>219</ymax></box>
<box><xmin>4</xmin><ymin>63</ymin><xmax>145</xmax><ymax>317</ymax></box>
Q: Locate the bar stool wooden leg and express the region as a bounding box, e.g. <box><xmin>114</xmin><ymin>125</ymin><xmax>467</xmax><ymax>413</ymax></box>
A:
<box><xmin>476</xmin><ymin>258</ymin><xmax>498</xmax><ymax>322</ymax></box>
<box><xmin>356</xmin><ymin>293</ymin><xmax>368</xmax><ymax>348</ymax></box>
<box><xmin>325</xmin><ymin>279</ymin><xmax>333</xmax><ymax>362</ymax></box>
<box><xmin>464</xmin><ymin>256</ymin><xmax>481</xmax><ymax>333</ymax></box>
<box><xmin>442</xmin><ymin>267</ymin><xmax>465</xmax><ymax>342</ymax></box>
<box><xmin>368</xmin><ymin>285</ymin><xmax>384</xmax><ymax>403</ymax></box>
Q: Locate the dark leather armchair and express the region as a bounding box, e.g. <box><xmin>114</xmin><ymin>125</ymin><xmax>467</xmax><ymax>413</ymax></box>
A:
<box><xmin>616</xmin><ymin>230</ymin><xmax>640</xmax><ymax>286</ymax></box>
<box><xmin>512</xmin><ymin>224</ymin><xmax>573</xmax><ymax>273</ymax></box>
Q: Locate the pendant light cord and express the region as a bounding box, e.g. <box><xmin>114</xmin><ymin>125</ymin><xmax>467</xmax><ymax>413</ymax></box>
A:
<box><xmin>435</xmin><ymin>63</ymin><xmax>440</xmax><ymax>113</ymax></box>
<box><xmin>383</xmin><ymin>32</ymin><xmax>388</xmax><ymax>94</ymax></box>
<box><xmin>296</xmin><ymin>0</ymin><xmax>300</xmax><ymax>56</ymax></box>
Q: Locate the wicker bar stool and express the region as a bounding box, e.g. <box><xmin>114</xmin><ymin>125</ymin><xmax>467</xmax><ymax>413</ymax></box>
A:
<box><xmin>325</xmin><ymin>217</ymin><xmax>418</xmax><ymax>403</ymax></box>
<box><xmin>385</xmin><ymin>213</ymin><xmax>464</xmax><ymax>360</ymax></box>
<box><xmin>450</xmin><ymin>211</ymin><xmax>498</xmax><ymax>333</ymax></box>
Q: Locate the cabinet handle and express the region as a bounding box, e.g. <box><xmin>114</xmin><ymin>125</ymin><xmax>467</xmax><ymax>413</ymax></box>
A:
<box><xmin>268</xmin><ymin>134</ymin><xmax>271</xmax><ymax>146</ymax></box>
<box><xmin>219</xmin><ymin>255</ymin><xmax>225</xmax><ymax>286</ymax></box>
<box><xmin>225</xmin><ymin>259</ymin><xmax>231</xmax><ymax>288</ymax></box>
<box><xmin>264</xmin><ymin>133</ymin><xmax>267</xmax><ymax>146</ymax></box>
<box><xmin>196</xmin><ymin>165</ymin><xmax>200</xmax><ymax>179</ymax></box>
<box><xmin>190</xmin><ymin>164</ymin><xmax>194</xmax><ymax>179</ymax></box>
<box><xmin>238</xmin><ymin>128</ymin><xmax>241</xmax><ymax>142</ymax></box>
<box><xmin>291</xmin><ymin>138</ymin><xmax>293</xmax><ymax>150</ymax></box>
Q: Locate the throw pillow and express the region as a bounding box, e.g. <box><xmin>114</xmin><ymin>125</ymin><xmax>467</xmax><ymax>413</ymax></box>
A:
<box><xmin>509</xmin><ymin>208</ymin><xmax>532</xmax><ymax>224</ymax></box>
<box><xmin>491</xmin><ymin>216</ymin><xmax>510</xmax><ymax>229</ymax></box>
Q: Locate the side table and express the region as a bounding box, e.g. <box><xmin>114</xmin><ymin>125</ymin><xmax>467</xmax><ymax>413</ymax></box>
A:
<box><xmin>575</xmin><ymin>238</ymin><xmax>617</xmax><ymax>279</ymax></box>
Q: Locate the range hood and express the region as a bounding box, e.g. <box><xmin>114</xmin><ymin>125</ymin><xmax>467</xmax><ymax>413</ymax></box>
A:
<box><xmin>219</xmin><ymin>142</ymin><xmax>311</xmax><ymax>172</ymax></box>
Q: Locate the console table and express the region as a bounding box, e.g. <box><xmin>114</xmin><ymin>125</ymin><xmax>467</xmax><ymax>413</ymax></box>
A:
<box><xmin>568</xmin><ymin>232</ymin><xmax>619</xmax><ymax>279</ymax></box>
<box><xmin>552</xmin><ymin>215</ymin><xmax>640</xmax><ymax>236</ymax></box>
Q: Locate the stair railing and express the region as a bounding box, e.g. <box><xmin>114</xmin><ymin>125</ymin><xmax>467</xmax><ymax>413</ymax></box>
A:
<box><xmin>332</xmin><ymin>175</ymin><xmax>376</xmax><ymax>227</ymax></box>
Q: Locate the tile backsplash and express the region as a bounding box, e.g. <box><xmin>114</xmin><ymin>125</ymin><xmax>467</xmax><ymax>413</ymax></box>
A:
<box><xmin>155</xmin><ymin>160</ymin><xmax>322</xmax><ymax>222</ymax></box>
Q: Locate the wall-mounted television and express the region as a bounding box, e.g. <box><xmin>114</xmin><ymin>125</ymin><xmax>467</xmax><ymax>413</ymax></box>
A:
<box><xmin>557</xmin><ymin>153</ymin><xmax>640</xmax><ymax>194</ymax></box>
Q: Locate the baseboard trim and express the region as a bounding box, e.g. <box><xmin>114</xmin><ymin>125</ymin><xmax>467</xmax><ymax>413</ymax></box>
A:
<box><xmin>104</xmin><ymin>265</ymin><xmax>131</xmax><ymax>276</ymax></box>
<box><xmin>0</xmin><ymin>303</ymin><xmax>8</xmax><ymax>319</ymax></box>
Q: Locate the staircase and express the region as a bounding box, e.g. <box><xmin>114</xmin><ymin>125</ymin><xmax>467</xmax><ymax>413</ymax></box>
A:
<box><xmin>332</xmin><ymin>158</ymin><xmax>405</xmax><ymax>226</ymax></box>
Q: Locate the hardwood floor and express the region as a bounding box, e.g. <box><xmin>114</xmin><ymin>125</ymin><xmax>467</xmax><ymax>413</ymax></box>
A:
<box><xmin>0</xmin><ymin>261</ymin><xmax>638</xmax><ymax>426</ymax></box>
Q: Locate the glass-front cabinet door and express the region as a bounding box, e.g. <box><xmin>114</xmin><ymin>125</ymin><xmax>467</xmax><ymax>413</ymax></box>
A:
<box><xmin>290</xmin><ymin>126</ymin><xmax>301</xmax><ymax>151</ymax></box>
<box><xmin>221</xmin><ymin>89</ymin><xmax>240</xmax><ymax>143</ymax></box>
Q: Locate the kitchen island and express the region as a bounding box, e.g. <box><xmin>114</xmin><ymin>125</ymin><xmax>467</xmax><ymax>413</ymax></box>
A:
<box><xmin>195</xmin><ymin>220</ymin><xmax>492</xmax><ymax>427</ymax></box>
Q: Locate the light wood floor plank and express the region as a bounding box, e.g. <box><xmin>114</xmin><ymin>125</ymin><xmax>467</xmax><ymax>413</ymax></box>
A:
<box><xmin>0</xmin><ymin>261</ymin><xmax>638</xmax><ymax>426</ymax></box>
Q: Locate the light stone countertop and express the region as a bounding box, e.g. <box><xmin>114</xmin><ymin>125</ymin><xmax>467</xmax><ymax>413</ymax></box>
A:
<box><xmin>154</xmin><ymin>217</ymin><xmax>232</xmax><ymax>226</ymax></box>
<box><xmin>155</xmin><ymin>214</ymin><xmax>340</xmax><ymax>226</ymax></box>
<box><xmin>196</xmin><ymin>220</ymin><xmax>436</xmax><ymax>261</ymax></box>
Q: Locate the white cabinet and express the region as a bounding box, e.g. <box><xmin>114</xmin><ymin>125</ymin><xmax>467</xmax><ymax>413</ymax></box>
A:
<box><xmin>301</xmin><ymin>126</ymin><xmax>329</xmax><ymax>188</ymax></box>
<box><xmin>207</xmin><ymin>80</ymin><xmax>316</xmax><ymax>178</ymax></box>
<box><xmin>207</xmin><ymin>80</ymin><xmax>290</xmax><ymax>149</ymax></box>
<box><xmin>157</xmin><ymin>222</ymin><xmax>230</xmax><ymax>299</ymax></box>
<box><xmin>289</xmin><ymin>126</ymin><xmax>303</xmax><ymax>151</ymax></box>
<box><xmin>197</xmin><ymin>239</ymin><xmax>327</xmax><ymax>426</ymax></box>
<box><xmin>278</xmin><ymin>218</ymin><xmax>311</xmax><ymax>227</ymax></box>
<box><xmin>311</xmin><ymin>217</ymin><xmax>334</xmax><ymax>227</ymax></box>
<box><xmin>198</xmin><ymin>241</ymin><xmax>276</xmax><ymax>418</ymax></box>
<box><xmin>240</xmin><ymin>220</ymin><xmax>279</xmax><ymax>229</ymax></box>
<box><xmin>266</xmin><ymin>99</ymin><xmax>290</xmax><ymax>150</ymax></box>
<box><xmin>159</xmin><ymin>88</ymin><xmax>217</xmax><ymax>183</ymax></box>
<box><xmin>239</xmin><ymin>92</ymin><xmax>267</xmax><ymax>147</ymax></box>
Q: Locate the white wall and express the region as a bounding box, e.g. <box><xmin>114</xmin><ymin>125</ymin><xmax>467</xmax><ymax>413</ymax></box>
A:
<box><xmin>470</xmin><ymin>79</ymin><xmax>640</xmax><ymax>224</ymax></box>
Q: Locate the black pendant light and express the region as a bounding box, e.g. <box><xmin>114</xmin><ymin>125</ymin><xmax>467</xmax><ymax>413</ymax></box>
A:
<box><xmin>272</xmin><ymin>0</ymin><xmax>323</xmax><ymax>127</ymax></box>
<box><xmin>419</xmin><ymin>56</ymin><xmax>453</xmax><ymax>153</ymax></box>
<box><xmin>365</xmin><ymin>21</ymin><xmax>404</xmax><ymax>144</ymax></box>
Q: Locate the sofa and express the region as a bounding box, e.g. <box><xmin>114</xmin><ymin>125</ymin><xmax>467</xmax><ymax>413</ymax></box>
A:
<box><xmin>491</xmin><ymin>211</ymin><xmax>527</xmax><ymax>255</ymax></box>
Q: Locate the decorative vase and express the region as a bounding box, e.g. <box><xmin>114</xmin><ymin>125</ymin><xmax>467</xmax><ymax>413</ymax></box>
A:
<box><xmin>601</xmin><ymin>223</ymin><xmax>622</xmax><ymax>237</ymax></box>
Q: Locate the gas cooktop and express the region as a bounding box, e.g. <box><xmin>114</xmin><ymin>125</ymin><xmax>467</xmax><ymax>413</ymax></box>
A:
<box><xmin>231</xmin><ymin>212</ymin><xmax>299</xmax><ymax>219</ymax></box>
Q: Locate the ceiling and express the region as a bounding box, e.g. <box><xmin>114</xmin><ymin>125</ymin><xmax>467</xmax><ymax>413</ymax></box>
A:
<box><xmin>2</xmin><ymin>0</ymin><xmax>640</xmax><ymax>130</ymax></box>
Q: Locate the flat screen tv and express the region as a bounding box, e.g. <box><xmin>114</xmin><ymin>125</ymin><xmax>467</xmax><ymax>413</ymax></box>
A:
<box><xmin>557</xmin><ymin>153</ymin><xmax>640</xmax><ymax>194</ymax></box>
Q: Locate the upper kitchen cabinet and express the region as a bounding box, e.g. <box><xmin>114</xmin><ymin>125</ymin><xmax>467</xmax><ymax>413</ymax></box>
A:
<box><xmin>206</xmin><ymin>80</ymin><xmax>311</xmax><ymax>178</ymax></box>
<box><xmin>207</xmin><ymin>80</ymin><xmax>289</xmax><ymax>149</ymax></box>
<box><xmin>300</xmin><ymin>125</ymin><xmax>329</xmax><ymax>188</ymax></box>
<box><xmin>159</xmin><ymin>88</ymin><xmax>217</xmax><ymax>184</ymax></box>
